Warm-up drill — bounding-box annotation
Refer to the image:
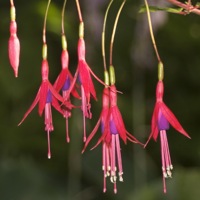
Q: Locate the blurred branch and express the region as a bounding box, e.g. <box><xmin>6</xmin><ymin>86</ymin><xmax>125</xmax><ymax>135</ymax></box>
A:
<box><xmin>166</xmin><ymin>0</ymin><xmax>200</xmax><ymax>15</ymax></box>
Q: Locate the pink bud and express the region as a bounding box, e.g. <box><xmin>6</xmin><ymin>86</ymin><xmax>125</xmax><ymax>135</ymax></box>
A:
<box><xmin>41</xmin><ymin>60</ymin><xmax>49</xmax><ymax>81</ymax></box>
<box><xmin>156</xmin><ymin>80</ymin><xmax>164</xmax><ymax>102</ymax></box>
<box><xmin>110</xmin><ymin>85</ymin><xmax>117</xmax><ymax>107</ymax></box>
<box><xmin>78</xmin><ymin>38</ymin><xmax>85</xmax><ymax>60</ymax></box>
<box><xmin>61</xmin><ymin>50</ymin><xmax>69</xmax><ymax>69</ymax></box>
<box><xmin>8</xmin><ymin>21</ymin><xmax>20</xmax><ymax>77</ymax></box>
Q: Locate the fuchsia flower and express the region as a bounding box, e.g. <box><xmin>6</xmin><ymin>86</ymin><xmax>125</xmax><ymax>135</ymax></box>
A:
<box><xmin>9</xmin><ymin>4</ymin><xmax>20</xmax><ymax>77</ymax></box>
<box><xmin>145</xmin><ymin>80</ymin><xmax>191</xmax><ymax>193</ymax></box>
<box><xmin>83</xmin><ymin>84</ymin><xmax>143</xmax><ymax>193</ymax></box>
<box><xmin>18</xmin><ymin>53</ymin><xmax>71</xmax><ymax>159</ymax></box>
<box><xmin>54</xmin><ymin>49</ymin><xmax>80</xmax><ymax>143</ymax></box>
<box><xmin>77</xmin><ymin>36</ymin><xmax>97</xmax><ymax>142</ymax></box>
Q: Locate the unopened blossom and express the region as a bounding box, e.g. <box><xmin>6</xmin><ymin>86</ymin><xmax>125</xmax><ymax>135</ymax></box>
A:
<box><xmin>145</xmin><ymin>80</ymin><xmax>190</xmax><ymax>193</ymax></box>
<box><xmin>9</xmin><ymin>3</ymin><xmax>20</xmax><ymax>77</ymax></box>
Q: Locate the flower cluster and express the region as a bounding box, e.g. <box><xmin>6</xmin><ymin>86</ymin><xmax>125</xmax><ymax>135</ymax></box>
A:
<box><xmin>8</xmin><ymin>0</ymin><xmax>191</xmax><ymax>195</ymax></box>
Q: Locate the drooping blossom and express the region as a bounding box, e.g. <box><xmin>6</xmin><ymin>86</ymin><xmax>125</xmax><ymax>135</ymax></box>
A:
<box><xmin>108</xmin><ymin>84</ymin><xmax>143</xmax><ymax>193</ymax></box>
<box><xmin>18</xmin><ymin>44</ymin><xmax>71</xmax><ymax>159</ymax></box>
<box><xmin>76</xmin><ymin>22</ymin><xmax>99</xmax><ymax>142</ymax></box>
<box><xmin>9</xmin><ymin>2</ymin><xmax>20</xmax><ymax>77</ymax></box>
<box><xmin>82</xmin><ymin>86</ymin><xmax>111</xmax><ymax>192</ymax></box>
<box><xmin>83</xmin><ymin>83</ymin><xmax>143</xmax><ymax>193</ymax></box>
<box><xmin>145</xmin><ymin>80</ymin><xmax>190</xmax><ymax>193</ymax></box>
<box><xmin>54</xmin><ymin>40</ymin><xmax>80</xmax><ymax>143</ymax></box>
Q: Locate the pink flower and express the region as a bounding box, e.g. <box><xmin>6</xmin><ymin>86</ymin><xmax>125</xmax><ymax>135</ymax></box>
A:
<box><xmin>77</xmin><ymin>38</ymin><xmax>97</xmax><ymax>142</ymax></box>
<box><xmin>145</xmin><ymin>80</ymin><xmax>191</xmax><ymax>193</ymax></box>
<box><xmin>18</xmin><ymin>58</ymin><xmax>70</xmax><ymax>159</ymax></box>
<box><xmin>9</xmin><ymin>20</ymin><xmax>20</xmax><ymax>77</ymax></box>
<box><xmin>83</xmin><ymin>85</ymin><xmax>143</xmax><ymax>193</ymax></box>
<box><xmin>54</xmin><ymin>49</ymin><xmax>80</xmax><ymax>143</ymax></box>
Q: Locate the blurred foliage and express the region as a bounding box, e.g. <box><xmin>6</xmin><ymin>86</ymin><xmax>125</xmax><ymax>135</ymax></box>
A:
<box><xmin>0</xmin><ymin>0</ymin><xmax>200</xmax><ymax>199</ymax></box>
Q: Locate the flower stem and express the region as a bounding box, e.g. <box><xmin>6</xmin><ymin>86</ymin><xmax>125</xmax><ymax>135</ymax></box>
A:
<box><xmin>75</xmin><ymin>0</ymin><xmax>83</xmax><ymax>22</ymax></box>
<box><xmin>144</xmin><ymin>0</ymin><xmax>161</xmax><ymax>63</ymax></box>
<box><xmin>43</xmin><ymin>0</ymin><xmax>51</xmax><ymax>44</ymax></box>
<box><xmin>109</xmin><ymin>0</ymin><xmax>126</xmax><ymax>66</ymax></box>
<box><xmin>10</xmin><ymin>0</ymin><xmax>14</xmax><ymax>6</ymax></box>
<box><xmin>102</xmin><ymin>0</ymin><xmax>114</xmax><ymax>71</ymax></box>
<box><xmin>61</xmin><ymin>0</ymin><xmax>67</xmax><ymax>35</ymax></box>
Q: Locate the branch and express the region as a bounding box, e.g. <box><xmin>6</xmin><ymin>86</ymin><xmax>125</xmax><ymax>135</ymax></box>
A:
<box><xmin>166</xmin><ymin>0</ymin><xmax>200</xmax><ymax>15</ymax></box>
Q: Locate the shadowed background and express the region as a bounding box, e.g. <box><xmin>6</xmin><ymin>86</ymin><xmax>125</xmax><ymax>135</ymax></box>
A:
<box><xmin>0</xmin><ymin>0</ymin><xmax>200</xmax><ymax>199</ymax></box>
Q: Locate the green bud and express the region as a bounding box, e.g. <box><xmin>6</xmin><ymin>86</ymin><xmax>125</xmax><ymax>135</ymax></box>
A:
<box><xmin>79</xmin><ymin>22</ymin><xmax>84</xmax><ymax>38</ymax></box>
<box><xmin>10</xmin><ymin>6</ymin><xmax>16</xmax><ymax>21</ymax></box>
<box><xmin>158</xmin><ymin>61</ymin><xmax>164</xmax><ymax>81</ymax></box>
<box><xmin>62</xmin><ymin>35</ymin><xmax>67</xmax><ymax>50</ymax></box>
<box><xmin>42</xmin><ymin>44</ymin><xmax>47</xmax><ymax>60</ymax></box>
<box><xmin>109</xmin><ymin>65</ymin><xmax>115</xmax><ymax>85</ymax></box>
<box><xmin>104</xmin><ymin>70</ymin><xmax>109</xmax><ymax>87</ymax></box>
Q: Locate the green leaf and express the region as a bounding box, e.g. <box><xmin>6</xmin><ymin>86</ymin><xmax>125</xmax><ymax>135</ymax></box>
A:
<box><xmin>139</xmin><ymin>5</ymin><xmax>184</xmax><ymax>14</ymax></box>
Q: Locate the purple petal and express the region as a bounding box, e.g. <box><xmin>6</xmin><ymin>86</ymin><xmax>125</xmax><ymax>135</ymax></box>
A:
<box><xmin>110</xmin><ymin>119</ymin><xmax>118</xmax><ymax>135</ymax></box>
<box><xmin>62</xmin><ymin>77</ymin><xmax>70</xmax><ymax>91</ymax></box>
<box><xmin>46</xmin><ymin>90</ymin><xmax>52</xmax><ymax>103</ymax></box>
<box><xmin>158</xmin><ymin>110</ymin><xmax>170</xmax><ymax>131</ymax></box>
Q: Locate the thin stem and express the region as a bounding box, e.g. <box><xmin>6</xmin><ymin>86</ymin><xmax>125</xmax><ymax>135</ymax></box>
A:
<box><xmin>144</xmin><ymin>0</ymin><xmax>161</xmax><ymax>63</ymax></box>
<box><xmin>75</xmin><ymin>0</ymin><xmax>83</xmax><ymax>22</ymax></box>
<box><xmin>61</xmin><ymin>0</ymin><xmax>67</xmax><ymax>35</ymax></box>
<box><xmin>10</xmin><ymin>0</ymin><xmax>14</xmax><ymax>6</ymax></box>
<box><xmin>43</xmin><ymin>0</ymin><xmax>51</xmax><ymax>44</ymax></box>
<box><xmin>109</xmin><ymin>0</ymin><xmax>126</xmax><ymax>66</ymax></box>
<box><xmin>102</xmin><ymin>0</ymin><xmax>114</xmax><ymax>71</ymax></box>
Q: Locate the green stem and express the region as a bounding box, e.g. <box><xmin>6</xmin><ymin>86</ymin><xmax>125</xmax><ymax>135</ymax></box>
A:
<box><xmin>144</xmin><ymin>0</ymin><xmax>161</xmax><ymax>63</ymax></box>
<box><xmin>102</xmin><ymin>0</ymin><xmax>114</xmax><ymax>71</ymax></box>
<box><xmin>109</xmin><ymin>0</ymin><xmax>126</xmax><ymax>66</ymax></box>
<box><xmin>43</xmin><ymin>0</ymin><xmax>51</xmax><ymax>44</ymax></box>
<box><xmin>61</xmin><ymin>0</ymin><xmax>67</xmax><ymax>35</ymax></box>
<box><xmin>75</xmin><ymin>0</ymin><xmax>83</xmax><ymax>22</ymax></box>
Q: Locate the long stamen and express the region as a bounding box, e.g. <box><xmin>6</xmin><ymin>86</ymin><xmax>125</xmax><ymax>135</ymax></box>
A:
<box><xmin>115</xmin><ymin>134</ymin><xmax>123</xmax><ymax>182</ymax></box>
<box><xmin>111</xmin><ymin>134</ymin><xmax>117</xmax><ymax>183</ymax></box>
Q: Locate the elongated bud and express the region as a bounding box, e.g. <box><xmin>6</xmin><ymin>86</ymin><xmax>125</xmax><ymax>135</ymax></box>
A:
<box><xmin>78</xmin><ymin>38</ymin><xmax>85</xmax><ymax>60</ymax></box>
<box><xmin>110</xmin><ymin>85</ymin><xmax>117</xmax><ymax>107</ymax></box>
<box><xmin>79</xmin><ymin>22</ymin><xmax>84</xmax><ymax>38</ymax></box>
<box><xmin>102</xmin><ymin>87</ymin><xmax>109</xmax><ymax>108</ymax></box>
<box><xmin>104</xmin><ymin>70</ymin><xmax>109</xmax><ymax>87</ymax></box>
<box><xmin>109</xmin><ymin>65</ymin><xmax>115</xmax><ymax>85</ymax></box>
<box><xmin>42</xmin><ymin>43</ymin><xmax>47</xmax><ymax>60</ymax></box>
<box><xmin>158</xmin><ymin>61</ymin><xmax>164</xmax><ymax>81</ymax></box>
<box><xmin>9</xmin><ymin>21</ymin><xmax>20</xmax><ymax>77</ymax></box>
<box><xmin>61</xmin><ymin>50</ymin><xmax>69</xmax><ymax>69</ymax></box>
<box><xmin>156</xmin><ymin>80</ymin><xmax>164</xmax><ymax>102</ymax></box>
<box><xmin>10</xmin><ymin>5</ymin><xmax>16</xmax><ymax>21</ymax></box>
<box><xmin>62</xmin><ymin>34</ymin><xmax>67</xmax><ymax>50</ymax></box>
<box><xmin>41</xmin><ymin>60</ymin><xmax>49</xmax><ymax>81</ymax></box>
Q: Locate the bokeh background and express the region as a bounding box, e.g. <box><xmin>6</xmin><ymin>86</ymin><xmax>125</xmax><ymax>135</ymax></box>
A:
<box><xmin>1</xmin><ymin>0</ymin><xmax>200</xmax><ymax>199</ymax></box>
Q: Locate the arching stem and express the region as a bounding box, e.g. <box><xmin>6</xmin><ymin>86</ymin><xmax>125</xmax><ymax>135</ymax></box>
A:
<box><xmin>102</xmin><ymin>0</ymin><xmax>114</xmax><ymax>71</ymax></box>
<box><xmin>109</xmin><ymin>0</ymin><xmax>126</xmax><ymax>66</ymax></box>
<box><xmin>43</xmin><ymin>0</ymin><xmax>51</xmax><ymax>44</ymax></box>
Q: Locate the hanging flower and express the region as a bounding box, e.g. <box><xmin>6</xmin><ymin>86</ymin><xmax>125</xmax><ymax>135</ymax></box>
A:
<box><xmin>76</xmin><ymin>22</ymin><xmax>98</xmax><ymax>142</ymax></box>
<box><xmin>18</xmin><ymin>45</ymin><xmax>71</xmax><ymax>158</ymax></box>
<box><xmin>83</xmin><ymin>84</ymin><xmax>143</xmax><ymax>193</ymax></box>
<box><xmin>9</xmin><ymin>2</ymin><xmax>20</xmax><ymax>77</ymax></box>
<box><xmin>145</xmin><ymin>80</ymin><xmax>191</xmax><ymax>193</ymax></box>
<box><xmin>54</xmin><ymin>46</ymin><xmax>80</xmax><ymax>143</ymax></box>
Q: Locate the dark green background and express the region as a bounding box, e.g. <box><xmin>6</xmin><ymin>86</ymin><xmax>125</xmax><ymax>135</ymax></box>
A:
<box><xmin>0</xmin><ymin>0</ymin><xmax>200</xmax><ymax>199</ymax></box>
